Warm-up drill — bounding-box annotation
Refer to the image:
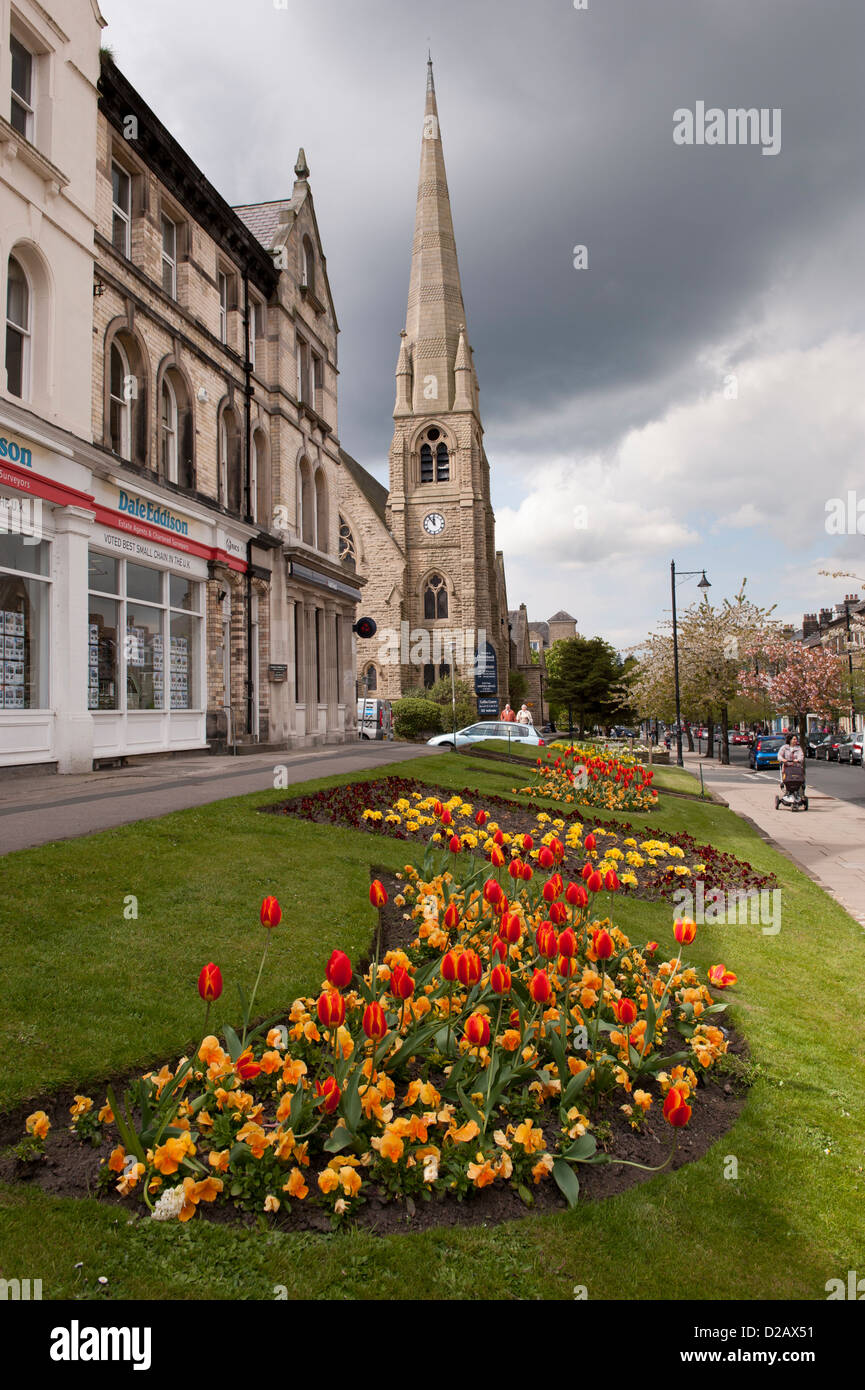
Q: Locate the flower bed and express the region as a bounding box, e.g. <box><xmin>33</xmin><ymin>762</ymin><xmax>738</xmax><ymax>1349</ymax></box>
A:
<box><xmin>11</xmin><ymin>800</ymin><xmax>748</xmax><ymax>1233</ymax></box>
<box><xmin>520</xmin><ymin>746</ymin><xmax>658</xmax><ymax>812</ymax></box>
<box><xmin>269</xmin><ymin>778</ymin><xmax>778</xmax><ymax>906</ymax></box>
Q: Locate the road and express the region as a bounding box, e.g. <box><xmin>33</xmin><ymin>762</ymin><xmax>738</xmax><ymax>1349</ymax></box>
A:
<box><xmin>686</xmin><ymin>740</ymin><xmax>865</xmax><ymax>807</ymax></box>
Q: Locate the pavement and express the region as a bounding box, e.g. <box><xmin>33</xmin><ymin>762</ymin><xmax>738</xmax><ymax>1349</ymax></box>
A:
<box><xmin>685</xmin><ymin>750</ymin><xmax>865</xmax><ymax>928</ymax></box>
<box><xmin>0</xmin><ymin>741</ymin><xmax>440</xmax><ymax>856</ymax></box>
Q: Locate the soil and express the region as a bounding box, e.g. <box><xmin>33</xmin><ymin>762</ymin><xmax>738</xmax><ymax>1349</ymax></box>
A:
<box><xmin>0</xmin><ymin>871</ymin><xmax>750</xmax><ymax>1235</ymax></box>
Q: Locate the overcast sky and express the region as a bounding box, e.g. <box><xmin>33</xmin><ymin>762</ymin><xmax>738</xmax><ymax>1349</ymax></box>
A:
<box><xmin>101</xmin><ymin>0</ymin><xmax>865</xmax><ymax>649</ymax></box>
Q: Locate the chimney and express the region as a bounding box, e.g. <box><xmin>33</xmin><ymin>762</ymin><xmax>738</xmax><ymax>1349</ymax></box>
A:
<box><xmin>818</xmin><ymin>608</ymin><xmax>833</xmax><ymax>629</ymax></box>
<box><xmin>802</xmin><ymin>613</ymin><xmax>818</xmax><ymax>638</ymax></box>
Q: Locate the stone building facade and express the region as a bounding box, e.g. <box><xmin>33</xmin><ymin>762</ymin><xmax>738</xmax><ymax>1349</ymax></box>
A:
<box><xmin>338</xmin><ymin>61</ymin><xmax>510</xmax><ymax>706</ymax></box>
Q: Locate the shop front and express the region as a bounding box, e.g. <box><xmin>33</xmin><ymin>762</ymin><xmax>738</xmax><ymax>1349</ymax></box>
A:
<box><xmin>0</xmin><ymin>417</ymin><xmax>254</xmax><ymax>773</ymax></box>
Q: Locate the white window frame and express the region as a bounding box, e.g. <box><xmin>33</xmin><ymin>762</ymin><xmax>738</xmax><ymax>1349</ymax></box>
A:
<box><xmin>10</xmin><ymin>34</ymin><xmax>35</xmax><ymax>142</ymax></box>
<box><xmin>161</xmin><ymin>214</ymin><xmax>177</xmax><ymax>298</ymax></box>
<box><xmin>249</xmin><ymin>430</ymin><xmax>258</xmax><ymax>523</ymax></box>
<box><xmin>111</xmin><ymin>162</ymin><xmax>131</xmax><ymax>259</ymax></box>
<box><xmin>218</xmin><ymin>270</ymin><xmax>229</xmax><ymax>344</ymax></box>
<box><xmin>161</xmin><ymin>375</ymin><xmax>178</xmax><ymax>483</ymax></box>
<box><xmin>109</xmin><ymin>340</ymin><xmax>132</xmax><ymax>460</ymax></box>
<box><xmin>5</xmin><ymin>254</ymin><xmax>31</xmax><ymax>400</ymax></box>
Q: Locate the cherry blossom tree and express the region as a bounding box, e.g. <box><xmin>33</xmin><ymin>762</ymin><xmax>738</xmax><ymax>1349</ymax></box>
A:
<box><xmin>738</xmin><ymin>634</ymin><xmax>846</xmax><ymax>744</ymax></box>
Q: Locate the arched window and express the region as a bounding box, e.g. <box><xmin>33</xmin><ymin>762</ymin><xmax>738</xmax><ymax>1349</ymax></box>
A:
<box><xmin>298</xmin><ymin>458</ymin><xmax>314</xmax><ymax>545</ymax></box>
<box><xmin>302</xmin><ymin>235</ymin><xmax>315</xmax><ymax>294</ymax></box>
<box><xmin>220</xmin><ymin>406</ymin><xmax>242</xmax><ymax>513</ymax></box>
<box><xmin>106</xmin><ymin>328</ymin><xmax>148</xmax><ymax>465</ymax></box>
<box><xmin>419</xmin><ymin>425</ymin><xmax>449</xmax><ymax>484</ymax></box>
<box><xmin>314</xmin><ymin>468</ymin><xmax>328</xmax><ymax>551</ymax></box>
<box><xmin>364</xmin><ymin>664</ymin><xmax>377</xmax><ymax>691</ymax></box>
<box><xmin>5</xmin><ymin>255</ymin><xmax>30</xmax><ymax>399</ymax></box>
<box><xmin>423</xmin><ymin>573</ymin><xmax>448</xmax><ymax>621</ymax></box>
<box><xmin>338</xmin><ymin>516</ymin><xmax>356</xmax><ymax>570</ymax></box>
<box><xmin>160</xmin><ymin>375</ymin><xmax>178</xmax><ymax>482</ymax></box>
<box><xmin>109</xmin><ymin>340</ymin><xmax>132</xmax><ymax>459</ymax></box>
<box><xmin>253</xmin><ymin>428</ymin><xmax>270</xmax><ymax>525</ymax></box>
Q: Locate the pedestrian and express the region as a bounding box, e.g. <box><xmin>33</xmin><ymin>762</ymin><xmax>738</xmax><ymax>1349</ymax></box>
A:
<box><xmin>500</xmin><ymin>703</ymin><xmax>516</xmax><ymax>722</ymax></box>
<box><xmin>515</xmin><ymin>703</ymin><xmax>532</xmax><ymax>726</ymax></box>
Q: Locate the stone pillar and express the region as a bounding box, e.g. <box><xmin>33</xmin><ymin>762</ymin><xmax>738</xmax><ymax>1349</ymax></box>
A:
<box><xmin>52</xmin><ymin>506</ymin><xmax>94</xmax><ymax>773</ymax></box>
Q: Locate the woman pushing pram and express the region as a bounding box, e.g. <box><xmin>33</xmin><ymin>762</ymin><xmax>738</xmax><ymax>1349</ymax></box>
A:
<box><xmin>775</xmin><ymin>733</ymin><xmax>808</xmax><ymax>811</ymax></box>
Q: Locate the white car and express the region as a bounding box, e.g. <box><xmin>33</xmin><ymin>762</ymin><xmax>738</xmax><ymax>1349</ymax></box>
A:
<box><xmin>427</xmin><ymin>720</ymin><xmax>546</xmax><ymax>748</ymax></box>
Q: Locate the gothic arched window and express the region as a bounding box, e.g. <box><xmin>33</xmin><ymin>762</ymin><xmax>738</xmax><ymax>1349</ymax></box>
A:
<box><xmin>436</xmin><ymin>441</ymin><xmax>449</xmax><ymax>481</ymax></box>
<box><xmin>423</xmin><ymin>573</ymin><xmax>448</xmax><ymax>620</ymax></box>
<box><xmin>419</xmin><ymin>425</ymin><xmax>449</xmax><ymax>484</ymax></box>
<box><xmin>338</xmin><ymin>516</ymin><xmax>356</xmax><ymax>570</ymax></box>
<box><xmin>364</xmin><ymin>664</ymin><xmax>377</xmax><ymax>691</ymax></box>
<box><xmin>420</xmin><ymin>442</ymin><xmax>433</xmax><ymax>484</ymax></box>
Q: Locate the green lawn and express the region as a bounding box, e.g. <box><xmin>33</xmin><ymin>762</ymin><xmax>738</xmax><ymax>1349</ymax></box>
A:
<box><xmin>1</xmin><ymin>752</ymin><xmax>863</xmax><ymax>1300</ymax></box>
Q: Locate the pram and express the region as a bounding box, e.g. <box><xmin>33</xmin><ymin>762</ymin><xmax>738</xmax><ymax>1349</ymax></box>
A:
<box><xmin>775</xmin><ymin>759</ymin><xmax>808</xmax><ymax>812</ymax></box>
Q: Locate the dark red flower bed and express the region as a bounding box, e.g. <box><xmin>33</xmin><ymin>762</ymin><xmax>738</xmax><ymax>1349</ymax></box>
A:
<box><xmin>264</xmin><ymin>777</ymin><xmax>778</xmax><ymax>905</ymax></box>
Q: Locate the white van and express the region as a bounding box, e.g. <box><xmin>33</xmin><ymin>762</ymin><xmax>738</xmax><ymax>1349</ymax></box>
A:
<box><xmin>357</xmin><ymin>698</ymin><xmax>393</xmax><ymax>740</ymax></box>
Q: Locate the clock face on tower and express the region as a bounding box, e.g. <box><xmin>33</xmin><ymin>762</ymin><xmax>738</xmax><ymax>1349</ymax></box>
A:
<box><xmin>423</xmin><ymin>512</ymin><xmax>446</xmax><ymax>536</ymax></box>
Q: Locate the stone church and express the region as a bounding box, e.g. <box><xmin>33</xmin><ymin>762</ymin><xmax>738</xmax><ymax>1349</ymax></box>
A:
<box><xmin>338</xmin><ymin>61</ymin><xmax>511</xmax><ymax>704</ymax></box>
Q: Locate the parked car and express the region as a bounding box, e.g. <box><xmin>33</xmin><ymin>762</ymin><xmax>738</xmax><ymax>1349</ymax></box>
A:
<box><xmin>730</xmin><ymin>731</ymin><xmax>750</xmax><ymax>745</ymax></box>
<box><xmin>749</xmin><ymin>735</ymin><xmax>786</xmax><ymax>770</ymax></box>
<box><xmin>357</xmin><ymin>698</ymin><xmax>393</xmax><ymax>741</ymax></box>
<box><xmin>815</xmin><ymin>735</ymin><xmax>844</xmax><ymax>761</ymax></box>
<box><xmin>427</xmin><ymin>720</ymin><xmax>546</xmax><ymax>749</ymax></box>
<box><xmin>805</xmin><ymin>732</ymin><xmax>825</xmax><ymax>758</ymax></box>
<box><xmin>836</xmin><ymin>735</ymin><xmax>864</xmax><ymax>765</ymax></box>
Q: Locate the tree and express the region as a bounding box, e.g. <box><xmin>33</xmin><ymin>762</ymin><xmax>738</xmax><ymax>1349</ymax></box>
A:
<box><xmin>738</xmin><ymin>635</ymin><xmax>846</xmax><ymax>743</ymax></box>
<box><xmin>545</xmin><ymin>637</ymin><xmax>627</xmax><ymax>735</ymax></box>
<box><xmin>509</xmin><ymin>668</ymin><xmax>529</xmax><ymax>708</ymax></box>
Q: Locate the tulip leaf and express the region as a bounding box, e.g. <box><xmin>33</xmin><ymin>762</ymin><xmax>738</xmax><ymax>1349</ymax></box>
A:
<box><xmin>552</xmin><ymin>1157</ymin><xmax>580</xmax><ymax>1210</ymax></box>
<box><xmin>342</xmin><ymin>1069</ymin><xmax>363</xmax><ymax>1135</ymax></box>
<box><xmin>289</xmin><ymin>1084</ymin><xmax>307</xmax><ymax>1130</ymax></box>
<box><xmin>323</xmin><ymin>1125</ymin><xmax>354</xmax><ymax>1154</ymax></box>
<box><xmin>702</xmin><ymin>1002</ymin><xmax>728</xmax><ymax>1015</ymax></box>
<box><xmin>644</xmin><ymin>1048</ymin><xmax>690</xmax><ymax>1072</ymax></box>
<box><xmin>246</xmin><ymin>1013</ymin><xmax>288</xmax><ymax>1047</ymax></box>
<box><xmin>456</xmin><ymin>1084</ymin><xmax>484</xmax><ymax>1129</ymax></box>
<box><xmin>105</xmin><ymin>1085</ymin><xmax>146</xmax><ymax>1165</ymax></box>
<box><xmin>563</xmin><ymin>1133</ymin><xmax>597</xmax><ymax>1162</ymax></box>
<box><xmin>561</xmin><ymin>1067</ymin><xmax>591</xmax><ymax>1109</ymax></box>
<box><xmin>518</xmin><ymin>1183</ymin><xmax>534</xmax><ymax>1207</ymax></box>
<box><xmin>223</xmin><ymin>1024</ymin><xmax>243</xmax><ymax>1062</ymax></box>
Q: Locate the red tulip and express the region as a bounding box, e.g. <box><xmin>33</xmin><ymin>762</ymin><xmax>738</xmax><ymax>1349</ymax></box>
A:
<box><xmin>645</xmin><ymin>941</ymin><xmax>659</xmax><ymax>956</ymax></box>
<box><xmin>567</xmin><ymin>882</ymin><xmax>588</xmax><ymax>908</ymax></box>
<box><xmin>493</xmin><ymin>829</ymin><xmax>505</xmax><ymax>846</ymax></box>
<box><xmin>536</xmin><ymin>922</ymin><xmax>558</xmax><ymax>959</ymax></box>
<box><xmin>592</xmin><ymin>928</ymin><xmax>614</xmax><ymax>960</ymax></box>
<box><xmin>521</xmin><ymin>834</ymin><xmax>534</xmax><ymax>852</ymax></box>
<box><xmin>315</xmin><ymin>1076</ymin><xmax>341</xmax><ymax>1113</ymax></box>
<box><xmin>538</xmin><ymin>845</ymin><xmax>554</xmax><ymax>870</ymax></box>
<box><xmin>508</xmin><ymin>1007</ymin><xmax>521</xmax><ymax>1028</ymax></box>
<box><xmin>558</xmin><ymin>927</ymin><xmax>577</xmax><ymax>958</ymax></box>
<box><xmin>549</xmin><ymin>901</ymin><xmax>568</xmax><ymax>926</ymax></box>
<box><xmin>708</xmin><ymin>964</ymin><xmax>737</xmax><ymax>989</ymax></box>
<box><xmin>542</xmin><ymin>880</ymin><xmax>559</xmax><ymax>903</ymax></box>
<box><xmin>501</xmin><ymin>913</ymin><xmax>522</xmax><ymax>945</ymax></box>
<box><xmin>674</xmin><ymin>918</ymin><xmax>697</xmax><ymax>945</ymax></box>
<box><xmin>443</xmin><ymin>903</ymin><xmax>460</xmax><ymax>932</ymax></box>
<box><xmin>663</xmin><ymin>1086</ymin><xmax>692</xmax><ymax>1128</ymax></box>
<box><xmin>236</xmin><ymin>1053</ymin><xmax>261</xmax><ymax>1081</ymax></box>
<box><xmin>432</xmin><ymin>800</ymin><xmax>443</xmax><ymax>817</ymax></box>
<box><xmin>260</xmin><ymin>896</ymin><xmax>282</xmax><ymax>928</ymax></box>
<box><xmin>441</xmin><ymin>950</ymin><xmax>458</xmax><ymax>982</ymax></box>
<box><xmin>441</xmin><ymin>807</ymin><xmax>453</xmax><ymax>826</ymax></box>
<box><xmin>490</xmin><ymin>963</ymin><xmax>512</xmax><ymax>994</ymax></box>
<box><xmin>484</xmin><ymin>878</ymin><xmax>503</xmax><ymax>906</ymax></box>
<box><xmin>491</xmin><ymin>935</ymin><xmax>508</xmax><ymax>962</ymax></box>
<box><xmin>488</xmin><ymin>846</ymin><xmax>505</xmax><ymax>868</ymax></box>
<box><xmin>326</xmin><ymin>950</ymin><xmax>353</xmax><ymax>989</ymax></box>
<box><xmin>508</xmin><ymin>858</ymin><xmax>524</xmax><ymax>880</ymax></box>
<box><xmin>449</xmin><ymin>835</ymin><xmax>462</xmax><ymax>854</ymax></box>
<box><xmin>475</xmin><ymin>809</ymin><xmax>488</xmax><ymax>826</ymax></box>
<box><xmin>317</xmin><ymin>990</ymin><xmax>346</xmax><ymax>1027</ymax></box>
<box><xmin>198</xmin><ymin>962</ymin><xmax>223</xmax><ymax>1003</ymax></box>
<box><xmin>613</xmin><ymin>997</ymin><xmax>637</xmax><ymax>1026</ymax></box>
<box><xmin>549</xmin><ymin>838</ymin><xmax>564</xmax><ymax>863</ymax></box>
<box><xmin>581</xmin><ymin>862</ymin><xmax>593</xmax><ymax>881</ymax></box>
<box><xmin>520</xmin><ymin>862</ymin><xmax>533</xmax><ymax>882</ymax></box>
<box><xmin>390</xmin><ymin>965</ymin><xmax>415</xmax><ymax>1000</ymax></box>
<box><xmin>457</xmin><ymin>949</ymin><xmax>482</xmax><ymax>988</ymax></box>
<box><xmin>362</xmin><ymin>1001</ymin><xmax>387</xmax><ymax>1041</ymax></box>
<box><xmin>557</xmin><ymin>954</ymin><xmax>579</xmax><ymax>978</ymax></box>
<box><xmin>465</xmin><ymin>1013</ymin><xmax>490</xmax><ymax>1048</ymax></box>
<box><xmin>586</xmin><ymin>870</ymin><xmax>603</xmax><ymax>894</ymax></box>
<box><xmin>369</xmin><ymin>880</ymin><xmax>388</xmax><ymax>909</ymax></box>
<box><xmin>584</xmin><ymin>833</ymin><xmax>596</xmax><ymax>852</ymax></box>
<box><xmin>529</xmin><ymin>969</ymin><xmax>552</xmax><ymax>1004</ymax></box>
<box><xmin>604</xmin><ymin>870</ymin><xmax>620</xmax><ymax>892</ymax></box>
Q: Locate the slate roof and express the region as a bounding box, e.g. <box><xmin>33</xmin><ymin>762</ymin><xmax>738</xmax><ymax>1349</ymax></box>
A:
<box><xmin>548</xmin><ymin>610</ymin><xmax>577</xmax><ymax>623</ymax></box>
<box><xmin>233</xmin><ymin>199</ymin><xmax>292</xmax><ymax>249</ymax></box>
<box><xmin>339</xmin><ymin>449</ymin><xmax>390</xmax><ymax>527</ymax></box>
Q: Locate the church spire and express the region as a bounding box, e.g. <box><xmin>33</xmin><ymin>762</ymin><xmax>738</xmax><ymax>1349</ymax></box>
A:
<box><xmin>402</xmin><ymin>57</ymin><xmax>471</xmax><ymax>415</ymax></box>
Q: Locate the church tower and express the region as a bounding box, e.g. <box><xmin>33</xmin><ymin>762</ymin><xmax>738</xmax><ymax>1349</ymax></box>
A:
<box><xmin>386</xmin><ymin>59</ymin><xmax>508</xmax><ymax>698</ymax></box>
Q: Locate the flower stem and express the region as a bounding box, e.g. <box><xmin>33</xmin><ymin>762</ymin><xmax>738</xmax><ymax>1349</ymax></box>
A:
<box><xmin>243</xmin><ymin>935</ymin><xmax>271</xmax><ymax>1048</ymax></box>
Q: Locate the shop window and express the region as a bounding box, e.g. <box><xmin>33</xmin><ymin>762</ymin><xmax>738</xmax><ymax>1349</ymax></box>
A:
<box><xmin>87</xmin><ymin>550</ymin><xmax>202</xmax><ymax>714</ymax></box>
<box><xmin>0</xmin><ymin>534</ymin><xmax>50</xmax><ymax>710</ymax></box>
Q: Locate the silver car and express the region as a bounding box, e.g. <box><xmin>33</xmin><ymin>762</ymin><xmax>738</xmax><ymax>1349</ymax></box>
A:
<box><xmin>427</xmin><ymin>720</ymin><xmax>545</xmax><ymax>748</ymax></box>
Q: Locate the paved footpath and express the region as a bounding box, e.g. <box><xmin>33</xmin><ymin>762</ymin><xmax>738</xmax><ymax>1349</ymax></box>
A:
<box><xmin>685</xmin><ymin>751</ymin><xmax>865</xmax><ymax>928</ymax></box>
<box><xmin>0</xmin><ymin>742</ymin><xmax>440</xmax><ymax>857</ymax></box>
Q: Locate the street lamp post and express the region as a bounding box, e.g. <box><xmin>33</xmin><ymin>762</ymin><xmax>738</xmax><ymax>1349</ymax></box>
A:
<box><xmin>670</xmin><ymin>560</ymin><xmax>711</xmax><ymax>768</ymax></box>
